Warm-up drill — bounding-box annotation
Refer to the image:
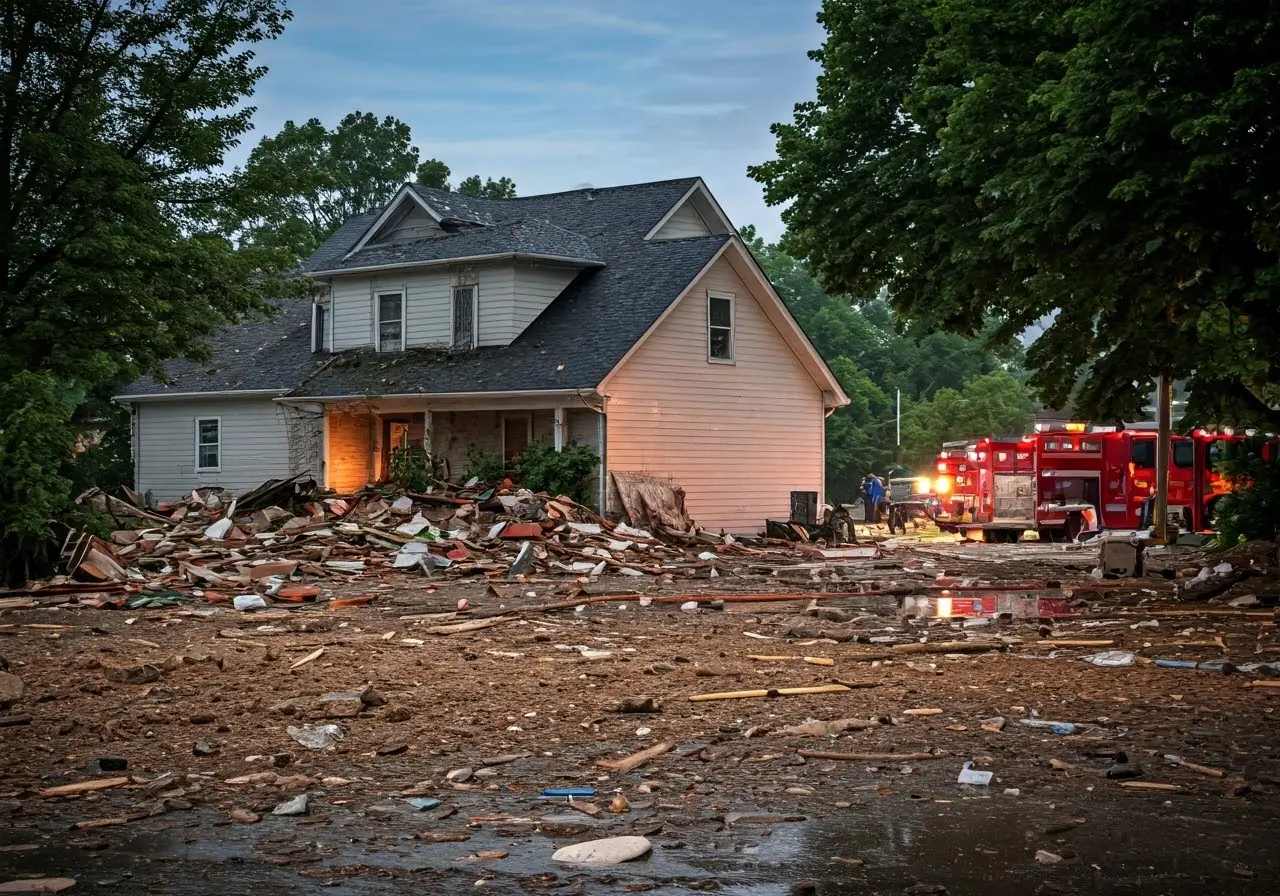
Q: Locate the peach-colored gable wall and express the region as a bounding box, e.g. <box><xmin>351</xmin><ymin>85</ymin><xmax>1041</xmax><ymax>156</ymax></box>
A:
<box><xmin>604</xmin><ymin>255</ymin><xmax>825</xmax><ymax>534</ymax></box>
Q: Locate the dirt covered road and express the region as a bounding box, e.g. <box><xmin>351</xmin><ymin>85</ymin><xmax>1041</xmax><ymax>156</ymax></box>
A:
<box><xmin>3</xmin><ymin>539</ymin><xmax>1280</xmax><ymax>895</ymax></box>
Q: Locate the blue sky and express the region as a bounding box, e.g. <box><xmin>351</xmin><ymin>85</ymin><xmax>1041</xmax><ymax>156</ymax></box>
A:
<box><xmin>243</xmin><ymin>0</ymin><xmax>825</xmax><ymax>239</ymax></box>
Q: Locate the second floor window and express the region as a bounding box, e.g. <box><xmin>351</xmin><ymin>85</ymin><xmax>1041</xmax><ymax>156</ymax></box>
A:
<box><xmin>453</xmin><ymin>285</ymin><xmax>476</xmax><ymax>350</ymax></box>
<box><xmin>708</xmin><ymin>291</ymin><xmax>734</xmax><ymax>361</ymax></box>
<box><xmin>377</xmin><ymin>291</ymin><xmax>404</xmax><ymax>352</ymax></box>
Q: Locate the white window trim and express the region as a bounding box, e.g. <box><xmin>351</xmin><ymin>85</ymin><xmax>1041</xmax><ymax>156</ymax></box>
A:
<box><xmin>450</xmin><ymin>284</ymin><xmax>479</xmax><ymax>349</ymax></box>
<box><xmin>501</xmin><ymin>412</ymin><xmax>533</xmax><ymax>459</ymax></box>
<box><xmin>374</xmin><ymin>288</ymin><xmax>406</xmax><ymax>353</ymax></box>
<box><xmin>707</xmin><ymin>289</ymin><xmax>735</xmax><ymax>364</ymax></box>
<box><xmin>195</xmin><ymin>416</ymin><xmax>222</xmax><ymax>473</ymax></box>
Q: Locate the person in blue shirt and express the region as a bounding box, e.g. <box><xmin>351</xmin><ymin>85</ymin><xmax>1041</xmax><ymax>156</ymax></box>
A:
<box><xmin>861</xmin><ymin>473</ymin><xmax>885</xmax><ymax>523</ymax></box>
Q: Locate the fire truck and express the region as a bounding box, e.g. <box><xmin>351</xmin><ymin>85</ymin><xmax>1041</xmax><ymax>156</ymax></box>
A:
<box><xmin>936</xmin><ymin>424</ymin><xmax>1273</xmax><ymax>540</ymax></box>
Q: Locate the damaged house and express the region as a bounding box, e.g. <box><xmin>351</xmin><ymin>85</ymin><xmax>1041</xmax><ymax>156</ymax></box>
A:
<box><xmin>117</xmin><ymin>178</ymin><xmax>849</xmax><ymax>533</ymax></box>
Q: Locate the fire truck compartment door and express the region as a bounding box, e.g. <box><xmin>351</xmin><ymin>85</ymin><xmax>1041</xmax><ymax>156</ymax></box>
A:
<box><xmin>993</xmin><ymin>473</ymin><xmax>1036</xmax><ymax>521</ymax></box>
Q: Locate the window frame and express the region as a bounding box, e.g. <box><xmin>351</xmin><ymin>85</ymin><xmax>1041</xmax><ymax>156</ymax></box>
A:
<box><xmin>374</xmin><ymin>288</ymin><xmax>406</xmax><ymax>353</ymax></box>
<box><xmin>450</xmin><ymin>284</ymin><xmax>478</xmax><ymax>350</ymax></box>
<box><xmin>312</xmin><ymin>301</ymin><xmax>328</xmax><ymax>353</ymax></box>
<box><xmin>195</xmin><ymin>416</ymin><xmax>221</xmax><ymax>473</ymax></box>
<box><xmin>707</xmin><ymin>290</ymin><xmax>735</xmax><ymax>363</ymax></box>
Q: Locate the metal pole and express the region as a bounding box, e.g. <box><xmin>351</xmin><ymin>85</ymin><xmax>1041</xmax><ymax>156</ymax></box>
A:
<box><xmin>896</xmin><ymin>389</ymin><xmax>901</xmax><ymax>447</ymax></box>
<box><xmin>1154</xmin><ymin>375</ymin><xmax>1172</xmax><ymax>542</ymax></box>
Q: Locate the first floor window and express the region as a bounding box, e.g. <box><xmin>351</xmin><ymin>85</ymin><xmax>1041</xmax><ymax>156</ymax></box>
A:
<box><xmin>196</xmin><ymin>418</ymin><xmax>220</xmax><ymax>471</ymax></box>
<box><xmin>377</xmin><ymin>291</ymin><xmax>404</xmax><ymax>352</ymax></box>
<box><xmin>708</xmin><ymin>292</ymin><xmax>734</xmax><ymax>361</ymax></box>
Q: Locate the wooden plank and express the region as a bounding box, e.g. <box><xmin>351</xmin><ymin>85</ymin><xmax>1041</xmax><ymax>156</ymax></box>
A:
<box><xmin>797</xmin><ymin>750</ymin><xmax>939</xmax><ymax>761</ymax></box>
<box><xmin>289</xmin><ymin>647</ymin><xmax>324</xmax><ymax>670</ymax></box>
<box><xmin>688</xmin><ymin>684</ymin><xmax>850</xmax><ymax>703</ymax></box>
<box><xmin>39</xmin><ymin>777</ymin><xmax>130</xmax><ymax>798</ymax></box>
<box><xmin>595</xmin><ymin>741</ymin><xmax>673</xmax><ymax>773</ymax></box>
<box><xmin>1117</xmin><ymin>781</ymin><xmax>1182</xmax><ymax>792</ymax></box>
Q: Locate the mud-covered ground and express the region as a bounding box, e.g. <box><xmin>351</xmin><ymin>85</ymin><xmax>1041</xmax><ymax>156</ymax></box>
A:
<box><xmin>3</xmin><ymin>538</ymin><xmax>1280</xmax><ymax>895</ymax></box>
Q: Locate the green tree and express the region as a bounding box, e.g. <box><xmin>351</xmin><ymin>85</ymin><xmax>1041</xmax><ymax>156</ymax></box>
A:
<box><xmin>416</xmin><ymin>158</ymin><xmax>452</xmax><ymax>190</ymax></box>
<box><xmin>415</xmin><ymin>160</ymin><xmax>518</xmax><ymax>200</ymax></box>
<box><xmin>228</xmin><ymin>111</ymin><xmax>421</xmax><ymax>260</ymax></box>
<box><xmin>458</xmin><ymin>174</ymin><xmax>517</xmax><ymax>200</ymax></box>
<box><xmin>750</xmin><ymin>0</ymin><xmax>1280</xmax><ymax>427</ymax></box>
<box><xmin>0</xmin><ymin>0</ymin><xmax>299</xmax><ymax>583</ymax></box>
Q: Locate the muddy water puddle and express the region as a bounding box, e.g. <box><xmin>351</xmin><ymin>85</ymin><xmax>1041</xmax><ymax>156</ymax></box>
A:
<box><xmin>3</xmin><ymin>787</ymin><xmax>1277</xmax><ymax>895</ymax></box>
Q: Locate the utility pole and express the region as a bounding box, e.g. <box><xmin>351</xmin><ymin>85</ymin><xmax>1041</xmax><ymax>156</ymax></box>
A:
<box><xmin>895</xmin><ymin>388</ymin><xmax>902</xmax><ymax>467</ymax></box>
<box><xmin>1153</xmin><ymin>374</ymin><xmax>1172</xmax><ymax>543</ymax></box>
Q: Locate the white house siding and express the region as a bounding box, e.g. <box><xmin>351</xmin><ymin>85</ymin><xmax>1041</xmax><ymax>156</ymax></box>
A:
<box><xmin>476</xmin><ymin>265</ymin><xmax>517</xmax><ymax>347</ymax></box>
<box><xmin>604</xmin><ymin>257</ymin><xmax>826</xmax><ymax>534</ymax></box>
<box><xmin>512</xmin><ymin>264</ymin><xmax>579</xmax><ymax>334</ymax></box>
<box><xmin>652</xmin><ymin>201</ymin><xmax>711</xmax><ymax>240</ymax></box>
<box><xmin>133</xmin><ymin>398</ymin><xmax>292</xmax><ymax>502</ymax></box>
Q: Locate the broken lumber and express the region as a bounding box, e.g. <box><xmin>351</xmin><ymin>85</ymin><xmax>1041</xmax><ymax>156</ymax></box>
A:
<box><xmin>596</xmin><ymin>741</ymin><xmax>673</xmax><ymax>773</ymax></box>
<box><xmin>888</xmin><ymin>641</ymin><xmax>1005</xmax><ymax>656</ymax></box>
<box><xmin>1118</xmin><ymin>781</ymin><xmax>1182</xmax><ymax>792</ymax></box>
<box><xmin>420</xmin><ymin>618</ymin><xmax>507</xmax><ymax>635</ymax></box>
<box><xmin>39</xmin><ymin>777</ymin><xmax>130</xmax><ymax>798</ymax></box>
<box><xmin>1165</xmin><ymin>755</ymin><xmax>1225</xmax><ymax>778</ymax></box>
<box><xmin>1033</xmin><ymin>640</ymin><xmax>1116</xmax><ymax>648</ymax></box>
<box><xmin>289</xmin><ymin>647</ymin><xmax>324</xmax><ymax>670</ymax></box>
<box><xmin>797</xmin><ymin>750</ymin><xmax>939</xmax><ymax>762</ymax></box>
<box><xmin>1247</xmin><ymin>680</ymin><xmax>1280</xmax><ymax>688</ymax></box>
<box><xmin>688</xmin><ymin>684</ymin><xmax>851</xmax><ymax>702</ymax></box>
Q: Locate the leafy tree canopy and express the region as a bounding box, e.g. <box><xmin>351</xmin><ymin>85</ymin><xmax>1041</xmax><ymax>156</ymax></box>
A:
<box><xmin>0</xmin><ymin>0</ymin><xmax>298</xmax><ymax>582</ymax></box>
<box><xmin>751</xmin><ymin>0</ymin><xmax>1280</xmax><ymax>428</ymax></box>
<box><xmin>227</xmin><ymin>117</ymin><xmax>519</xmax><ymax>259</ymax></box>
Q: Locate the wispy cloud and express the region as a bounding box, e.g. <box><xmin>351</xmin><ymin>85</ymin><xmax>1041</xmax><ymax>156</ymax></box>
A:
<box><xmin>245</xmin><ymin>0</ymin><xmax>825</xmax><ymax>238</ymax></box>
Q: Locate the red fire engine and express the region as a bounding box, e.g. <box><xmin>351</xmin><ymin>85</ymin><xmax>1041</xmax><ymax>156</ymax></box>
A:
<box><xmin>935</xmin><ymin>424</ymin><xmax>1274</xmax><ymax>540</ymax></box>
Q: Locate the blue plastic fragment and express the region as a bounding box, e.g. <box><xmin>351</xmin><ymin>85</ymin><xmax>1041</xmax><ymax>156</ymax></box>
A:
<box><xmin>405</xmin><ymin>797</ymin><xmax>441</xmax><ymax>810</ymax></box>
<box><xmin>540</xmin><ymin>787</ymin><xmax>596</xmax><ymax>799</ymax></box>
<box><xmin>1049</xmin><ymin>723</ymin><xmax>1077</xmax><ymax>735</ymax></box>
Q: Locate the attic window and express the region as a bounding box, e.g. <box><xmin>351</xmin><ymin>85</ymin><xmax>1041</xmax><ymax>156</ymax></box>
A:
<box><xmin>707</xmin><ymin>291</ymin><xmax>734</xmax><ymax>362</ymax></box>
<box><xmin>377</xmin><ymin>290</ymin><xmax>404</xmax><ymax>352</ymax></box>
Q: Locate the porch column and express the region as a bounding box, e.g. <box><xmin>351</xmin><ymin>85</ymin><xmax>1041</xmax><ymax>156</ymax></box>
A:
<box><xmin>554</xmin><ymin>407</ymin><xmax>566</xmax><ymax>452</ymax></box>
<box><xmin>423</xmin><ymin>409</ymin><xmax>433</xmax><ymax>455</ymax></box>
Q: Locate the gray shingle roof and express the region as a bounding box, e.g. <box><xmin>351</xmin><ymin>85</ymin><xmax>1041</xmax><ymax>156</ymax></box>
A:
<box><xmin>118</xmin><ymin>298</ymin><xmax>325</xmax><ymax>396</ymax></box>
<box><xmin>288</xmin><ymin>235</ymin><xmax>728</xmax><ymax>397</ymax></box>
<box><xmin>122</xmin><ymin>177</ymin><xmax>726</xmax><ymax>401</ymax></box>
<box><xmin>323</xmin><ymin>218</ymin><xmax>602</xmax><ymax>273</ymax></box>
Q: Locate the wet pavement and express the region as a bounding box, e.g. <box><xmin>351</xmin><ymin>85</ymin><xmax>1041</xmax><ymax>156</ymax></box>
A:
<box><xmin>4</xmin><ymin>777</ymin><xmax>1278</xmax><ymax>895</ymax></box>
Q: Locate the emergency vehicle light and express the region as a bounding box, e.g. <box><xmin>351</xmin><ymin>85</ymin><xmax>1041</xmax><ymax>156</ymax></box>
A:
<box><xmin>1224</xmin><ymin>427</ymin><xmax>1235</xmax><ymax>436</ymax></box>
<box><xmin>1064</xmin><ymin>422</ymin><xmax>1086</xmax><ymax>433</ymax></box>
<box><xmin>934</xmin><ymin>476</ymin><xmax>953</xmax><ymax>495</ymax></box>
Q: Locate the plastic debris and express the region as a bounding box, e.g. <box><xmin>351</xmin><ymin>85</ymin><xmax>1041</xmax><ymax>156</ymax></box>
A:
<box><xmin>286</xmin><ymin>723</ymin><xmax>346</xmax><ymax>750</ymax></box>
<box><xmin>957</xmin><ymin>762</ymin><xmax>993</xmax><ymax>786</ymax></box>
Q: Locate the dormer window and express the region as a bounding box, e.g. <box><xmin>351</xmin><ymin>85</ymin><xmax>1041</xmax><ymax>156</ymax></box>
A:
<box><xmin>377</xmin><ymin>290</ymin><xmax>404</xmax><ymax>352</ymax></box>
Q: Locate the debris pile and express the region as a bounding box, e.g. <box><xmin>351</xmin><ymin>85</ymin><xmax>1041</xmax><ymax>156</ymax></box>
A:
<box><xmin>9</xmin><ymin>478</ymin><xmax>837</xmax><ymax>609</ymax></box>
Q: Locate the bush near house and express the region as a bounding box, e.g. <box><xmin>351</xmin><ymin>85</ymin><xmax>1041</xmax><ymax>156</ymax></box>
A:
<box><xmin>516</xmin><ymin>442</ymin><xmax>599</xmax><ymax>507</ymax></box>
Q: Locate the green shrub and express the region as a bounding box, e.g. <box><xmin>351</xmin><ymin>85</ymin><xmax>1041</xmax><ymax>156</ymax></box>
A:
<box><xmin>1213</xmin><ymin>442</ymin><xmax>1280</xmax><ymax>547</ymax></box>
<box><xmin>389</xmin><ymin>444</ymin><xmax>437</xmax><ymax>493</ymax></box>
<box><xmin>515</xmin><ymin>441</ymin><xmax>598</xmax><ymax>505</ymax></box>
<box><xmin>463</xmin><ymin>448</ymin><xmax>507</xmax><ymax>486</ymax></box>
